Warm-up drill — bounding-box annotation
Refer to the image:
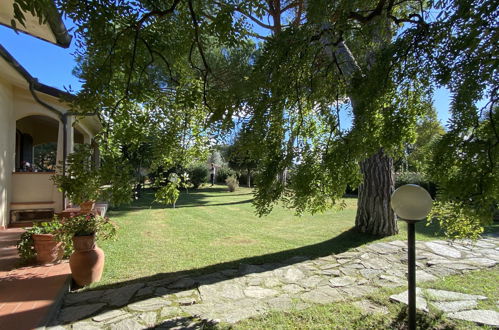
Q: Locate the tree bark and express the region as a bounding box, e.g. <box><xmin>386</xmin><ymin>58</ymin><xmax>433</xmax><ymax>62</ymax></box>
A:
<box><xmin>247</xmin><ymin>169</ymin><xmax>251</xmax><ymax>188</ymax></box>
<box><xmin>316</xmin><ymin>25</ymin><xmax>397</xmax><ymax>236</ymax></box>
<box><xmin>355</xmin><ymin>149</ymin><xmax>398</xmax><ymax>236</ymax></box>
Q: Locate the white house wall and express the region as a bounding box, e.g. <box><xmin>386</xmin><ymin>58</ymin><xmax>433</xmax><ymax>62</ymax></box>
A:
<box><xmin>0</xmin><ymin>82</ymin><xmax>99</xmax><ymax>228</ymax></box>
<box><xmin>0</xmin><ymin>78</ymin><xmax>15</xmax><ymax>229</ymax></box>
<box><xmin>13</xmin><ymin>87</ymin><xmax>66</xmax><ymax>121</ymax></box>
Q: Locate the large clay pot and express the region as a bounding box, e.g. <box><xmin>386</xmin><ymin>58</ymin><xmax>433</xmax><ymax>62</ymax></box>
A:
<box><xmin>69</xmin><ymin>235</ymin><xmax>105</xmax><ymax>286</ymax></box>
<box><xmin>79</xmin><ymin>201</ymin><xmax>95</xmax><ymax>213</ymax></box>
<box><xmin>32</xmin><ymin>234</ymin><xmax>64</xmax><ymax>264</ymax></box>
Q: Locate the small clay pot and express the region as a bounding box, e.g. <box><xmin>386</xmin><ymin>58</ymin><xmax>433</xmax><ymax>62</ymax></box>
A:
<box><xmin>69</xmin><ymin>235</ymin><xmax>105</xmax><ymax>286</ymax></box>
<box><xmin>32</xmin><ymin>234</ymin><xmax>64</xmax><ymax>264</ymax></box>
<box><xmin>79</xmin><ymin>201</ymin><xmax>95</xmax><ymax>213</ymax></box>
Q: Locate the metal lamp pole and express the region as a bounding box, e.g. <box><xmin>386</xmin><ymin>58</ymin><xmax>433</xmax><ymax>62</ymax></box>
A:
<box><xmin>391</xmin><ymin>185</ymin><xmax>433</xmax><ymax>330</ymax></box>
<box><xmin>404</xmin><ymin>218</ymin><xmax>418</xmax><ymax>330</ymax></box>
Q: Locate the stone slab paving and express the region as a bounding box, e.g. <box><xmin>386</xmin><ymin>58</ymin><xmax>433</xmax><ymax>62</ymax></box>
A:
<box><xmin>390</xmin><ymin>288</ymin><xmax>499</xmax><ymax>327</ymax></box>
<box><xmin>47</xmin><ymin>235</ymin><xmax>499</xmax><ymax>329</ymax></box>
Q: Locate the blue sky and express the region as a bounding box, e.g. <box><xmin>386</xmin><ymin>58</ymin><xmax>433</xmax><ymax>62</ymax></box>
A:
<box><xmin>0</xmin><ymin>22</ymin><xmax>453</xmax><ymax>126</ymax></box>
<box><xmin>0</xmin><ymin>21</ymin><xmax>82</xmax><ymax>92</ymax></box>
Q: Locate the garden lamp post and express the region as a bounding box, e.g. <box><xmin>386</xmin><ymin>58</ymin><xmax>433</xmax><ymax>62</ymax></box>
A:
<box><xmin>390</xmin><ymin>184</ymin><xmax>433</xmax><ymax>330</ymax></box>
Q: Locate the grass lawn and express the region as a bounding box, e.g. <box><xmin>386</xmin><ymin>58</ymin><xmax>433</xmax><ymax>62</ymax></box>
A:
<box><xmin>232</xmin><ymin>267</ymin><xmax>499</xmax><ymax>329</ymax></box>
<box><xmin>96</xmin><ymin>185</ymin><xmax>498</xmax><ymax>289</ymax></box>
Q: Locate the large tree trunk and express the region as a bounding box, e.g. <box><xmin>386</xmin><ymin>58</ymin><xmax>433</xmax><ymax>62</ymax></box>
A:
<box><xmin>316</xmin><ymin>24</ymin><xmax>398</xmax><ymax>236</ymax></box>
<box><xmin>355</xmin><ymin>150</ymin><xmax>398</xmax><ymax>236</ymax></box>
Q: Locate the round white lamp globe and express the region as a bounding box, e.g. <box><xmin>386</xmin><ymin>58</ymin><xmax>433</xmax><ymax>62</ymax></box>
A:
<box><xmin>390</xmin><ymin>184</ymin><xmax>433</xmax><ymax>221</ymax></box>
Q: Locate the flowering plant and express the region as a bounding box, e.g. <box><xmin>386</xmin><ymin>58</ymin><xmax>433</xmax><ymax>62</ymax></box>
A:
<box><xmin>17</xmin><ymin>220</ymin><xmax>66</xmax><ymax>262</ymax></box>
<box><xmin>58</xmin><ymin>213</ymin><xmax>117</xmax><ymax>240</ymax></box>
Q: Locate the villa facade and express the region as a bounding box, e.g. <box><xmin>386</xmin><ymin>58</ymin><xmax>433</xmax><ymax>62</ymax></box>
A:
<box><xmin>0</xmin><ymin>1</ymin><xmax>100</xmax><ymax>229</ymax></box>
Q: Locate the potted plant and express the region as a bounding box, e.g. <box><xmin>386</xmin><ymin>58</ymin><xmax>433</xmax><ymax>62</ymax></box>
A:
<box><xmin>52</xmin><ymin>145</ymin><xmax>102</xmax><ymax>212</ymax></box>
<box><xmin>59</xmin><ymin>213</ymin><xmax>117</xmax><ymax>286</ymax></box>
<box><xmin>17</xmin><ymin>220</ymin><xmax>66</xmax><ymax>265</ymax></box>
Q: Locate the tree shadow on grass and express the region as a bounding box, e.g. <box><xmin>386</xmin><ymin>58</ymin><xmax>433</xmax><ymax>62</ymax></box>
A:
<box><xmin>88</xmin><ymin>226</ymin><xmax>380</xmax><ymax>292</ymax></box>
<box><xmin>47</xmin><ymin>225</ymin><xmax>388</xmax><ymax>326</ymax></box>
<box><xmin>111</xmin><ymin>187</ymin><xmax>253</xmax><ymax>213</ymax></box>
<box><xmin>177</xmin><ymin>199</ymin><xmax>253</xmax><ymax>208</ymax></box>
<box><xmin>145</xmin><ymin>316</ymin><xmax>219</xmax><ymax>329</ymax></box>
<box><xmin>50</xmin><ymin>210</ymin><xmax>499</xmax><ymax>326</ymax></box>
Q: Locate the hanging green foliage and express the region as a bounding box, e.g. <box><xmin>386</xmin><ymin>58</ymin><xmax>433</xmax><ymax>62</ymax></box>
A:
<box><xmin>14</xmin><ymin>0</ymin><xmax>497</xmax><ymax>237</ymax></box>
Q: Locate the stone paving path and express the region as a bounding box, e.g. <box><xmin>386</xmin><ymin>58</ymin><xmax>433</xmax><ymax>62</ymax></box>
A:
<box><xmin>391</xmin><ymin>288</ymin><xmax>499</xmax><ymax>327</ymax></box>
<box><xmin>47</xmin><ymin>234</ymin><xmax>499</xmax><ymax>329</ymax></box>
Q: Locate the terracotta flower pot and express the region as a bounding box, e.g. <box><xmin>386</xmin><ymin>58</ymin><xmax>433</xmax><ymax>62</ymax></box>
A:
<box><xmin>79</xmin><ymin>201</ymin><xmax>96</xmax><ymax>213</ymax></box>
<box><xmin>69</xmin><ymin>234</ymin><xmax>105</xmax><ymax>286</ymax></box>
<box><xmin>32</xmin><ymin>234</ymin><xmax>64</xmax><ymax>265</ymax></box>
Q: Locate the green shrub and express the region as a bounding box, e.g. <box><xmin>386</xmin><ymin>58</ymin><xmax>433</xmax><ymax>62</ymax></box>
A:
<box><xmin>155</xmin><ymin>183</ymin><xmax>180</xmax><ymax>208</ymax></box>
<box><xmin>52</xmin><ymin>145</ymin><xmax>133</xmax><ymax>206</ymax></box>
<box><xmin>226</xmin><ymin>175</ymin><xmax>239</xmax><ymax>192</ymax></box>
<box><xmin>428</xmin><ymin>201</ymin><xmax>484</xmax><ymax>239</ymax></box>
<box><xmin>216</xmin><ymin>166</ymin><xmax>236</xmax><ymax>183</ymax></box>
<box><xmin>188</xmin><ymin>163</ymin><xmax>208</xmax><ymax>189</ymax></box>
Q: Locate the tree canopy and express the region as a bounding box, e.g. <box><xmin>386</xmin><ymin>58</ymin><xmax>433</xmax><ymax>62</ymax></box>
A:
<box><xmin>14</xmin><ymin>0</ymin><xmax>498</xmax><ymax>236</ymax></box>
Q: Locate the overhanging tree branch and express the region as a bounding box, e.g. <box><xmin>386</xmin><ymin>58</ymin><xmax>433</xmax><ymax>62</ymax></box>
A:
<box><xmin>135</xmin><ymin>0</ymin><xmax>182</xmax><ymax>28</ymax></box>
<box><xmin>188</xmin><ymin>0</ymin><xmax>210</xmax><ymax>74</ymax></box>
<box><xmin>349</xmin><ymin>0</ymin><xmax>388</xmax><ymax>23</ymax></box>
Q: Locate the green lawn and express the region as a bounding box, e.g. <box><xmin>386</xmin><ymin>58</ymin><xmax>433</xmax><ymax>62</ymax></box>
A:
<box><xmin>96</xmin><ymin>185</ymin><xmax>497</xmax><ymax>288</ymax></box>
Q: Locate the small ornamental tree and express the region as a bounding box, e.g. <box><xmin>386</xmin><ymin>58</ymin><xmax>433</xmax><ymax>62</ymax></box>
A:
<box><xmin>155</xmin><ymin>173</ymin><xmax>181</xmax><ymax>208</ymax></box>
<box><xmin>52</xmin><ymin>144</ymin><xmax>134</xmax><ymax>207</ymax></box>
<box><xmin>52</xmin><ymin>144</ymin><xmax>101</xmax><ymax>205</ymax></box>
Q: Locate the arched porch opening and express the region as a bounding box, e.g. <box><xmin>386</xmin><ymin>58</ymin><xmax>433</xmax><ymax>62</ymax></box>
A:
<box><xmin>15</xmin><ymin>115</ymin><xmax>59</xmax><ymax>172</ymax></box>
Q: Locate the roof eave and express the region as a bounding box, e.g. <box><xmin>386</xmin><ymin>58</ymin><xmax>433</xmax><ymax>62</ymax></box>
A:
<box><xmin>3</xmin><ymin>1</ymin><xmax>72</xmax><ymax>48</ymax></box>
<box><xmin>44</xmin><ymin>1</ymin><xmax>72</xmax><ymax>48</ymax></box>
<box><xmin>0</xmin><ymin>43</ymin><xmax>73</xmax><ymax>99</ymax></box>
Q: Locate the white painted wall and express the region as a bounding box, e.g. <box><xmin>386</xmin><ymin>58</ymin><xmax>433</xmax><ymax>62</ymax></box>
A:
<box><xmin>13</xmin><ymin>87</ymin><xmax>65</xmax><ymax>122</ymax></box>
<box><xmin>0</xmin><ymin>83</ymin><xmax>98</xmax><ymax>227</ymax></box>
<box><xmin>0</xmin><ymin>79</ymin><xmax>15</xmax><ymax>229</ymax></box>
<box><xmin>11</xmin><ymin>173</ymin><xmax>60</xmax><ymax>204</ymax></box>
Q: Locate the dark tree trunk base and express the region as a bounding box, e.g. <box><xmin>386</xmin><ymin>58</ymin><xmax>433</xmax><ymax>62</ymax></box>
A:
<box><xmin>355</xmin><ymin>149</ymin><xmax>398</xmax><ymax>236</ymax></box>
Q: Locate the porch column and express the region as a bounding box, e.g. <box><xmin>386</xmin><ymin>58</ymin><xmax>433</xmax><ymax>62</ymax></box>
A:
<box><xmin>55</xmin><ymin>120</ymin><xmax>65</xmax><ymax>211</ymax></box>
<box><xmin>57</xmin><ymin>114</ymin><xmax>74</xmax><ymax>210</ymax></box>
<box><xmin>0</xmin><ymin>81</ymin><xmax>15</xmax><ymax>229</ymax></box>
<box><xmin>66</xmin><ymin>114</ymin><xmax>74</xmax><ymax>155</ymax></box>
<box><xmin>56</xmin><ymin>120</ymin><xmax>64</xmax><ymax>167</ymax></box>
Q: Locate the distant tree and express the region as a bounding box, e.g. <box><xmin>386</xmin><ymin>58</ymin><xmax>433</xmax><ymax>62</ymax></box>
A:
<box><xmin>227</xmin><ymin>127</ymin><xmax>259</xmax><ymax>187</ymax></box>
<box><xmin>398</xmin><ymin>105</ymin><xmax>445</xmax><ymax>174</ymax></box>
<box><xmin>208</xmin><ymin>150</ymin><xmax>226</xmax><ymax>167</ymax></box>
